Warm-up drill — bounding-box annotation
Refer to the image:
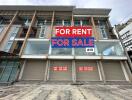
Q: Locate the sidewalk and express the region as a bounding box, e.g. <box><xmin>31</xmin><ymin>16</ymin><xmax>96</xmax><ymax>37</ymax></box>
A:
<box><xmin>0</xmin><ymin>82</ymin><xmax>132</xmax><ymax>100</ymax></box>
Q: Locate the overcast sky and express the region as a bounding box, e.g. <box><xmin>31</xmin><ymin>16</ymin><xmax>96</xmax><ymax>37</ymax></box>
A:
<box><xmin>0</xmin><ymin>0</ymin><xmax>132</xmax><ymax>26</ymax></box>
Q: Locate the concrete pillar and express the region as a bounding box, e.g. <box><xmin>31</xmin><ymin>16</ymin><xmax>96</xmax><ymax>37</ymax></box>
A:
<box><xmin>97</xmin><ymin>61</ymin><xmax>103</xmax><ymax>81</ymax></box>
<box><xmin>120</xmin><ymin>61</ymin><xmax>130</xmax><ymax>82</ymax></box>
<box><xmin>46</xmin><ymin>60</ymin><xmax>50</xmax><ymax>81</ymax></box>
<box><xmin>91</xmin><ymin>17</ymin><xmax>99</xmax><ymax>40</ymax></box>
<box><xmin>124</xmin><ymin>61</ymin><xmax>132</xmax><ymax>82</ymax></box>
<box><xmin>98</xmin><ymin>61</ymin><xmax>106</xmax><ymax>83</ymax></box>
<box><xmin>18</xmin><ymin>60</ymin><xmax>26</xmax><ymax>80</ymax></box>
<box><xmin>72</xmin><ymin>60</ymin><xmax>76</xmax><ymax>83</ymax></box>
<box><xmin>50</xmin><ymin>11</ymin><xmax>55</xmax><ymax>38</ymax></box>
<box><xmin>44</xmin><ymin>60</ymin><xmax>50</xmax><ymax>81</ymax></box>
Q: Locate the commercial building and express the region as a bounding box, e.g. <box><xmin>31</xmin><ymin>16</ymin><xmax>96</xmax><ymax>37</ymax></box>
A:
<box><xmin>0</xmin><ymin>6</ymin><xmax>132</xmax><ymax>84</ymax></box>
<box><xmin>115</xmin><ymin>19</ymin><xmax>132</xmax><ymax>61</ymax></box>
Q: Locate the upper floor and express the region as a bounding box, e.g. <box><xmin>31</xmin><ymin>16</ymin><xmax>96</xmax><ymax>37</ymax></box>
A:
<box><xmin>0</xmin><ymin>6</ymin><xmax>116</xmax><ymax>41</ymax></box>
<box><xmin>0</xmin><ymin>6</ymin><xmax>126</xmax><ymax>59</ymax></box>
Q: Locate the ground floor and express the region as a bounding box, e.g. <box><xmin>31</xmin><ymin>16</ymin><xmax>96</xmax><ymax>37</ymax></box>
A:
<box><xmin>18</xmin><ymin>59</ymin><xmax>132</xmax><ymax>82</ymax></box>
<box><xmin>0</xmin><ymin>82</ymin><xmax>132</xmax><ymax>100</ymax></box>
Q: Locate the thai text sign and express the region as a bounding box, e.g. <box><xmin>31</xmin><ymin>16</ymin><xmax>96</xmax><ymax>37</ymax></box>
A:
<box><xmin>79</xmin><ymin>66</ymin><xmax>94</xmax><ymax>71</ymax></box>
<box><xmin>53</xmin><ymin>66</ymin><xmax>68</xmax><ymax>71</ymax></box>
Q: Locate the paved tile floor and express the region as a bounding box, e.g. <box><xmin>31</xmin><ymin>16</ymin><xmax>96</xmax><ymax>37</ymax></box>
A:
<box><xmin>0</xmin><ymin>82</ymin><xmax>132</xmax><ymax>100</ymax></box>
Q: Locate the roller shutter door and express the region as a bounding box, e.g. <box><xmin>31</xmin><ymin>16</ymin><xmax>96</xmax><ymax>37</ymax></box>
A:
<box><xmin>22</xmin><ymin>60</ymin><xmax>46</xmax><ymax>80</ymax></box>
<box><xmin>76</xmin><ymin>60</ymin><xmax>100</xmax><ymax>81</ymax></box>
<box><xmin>102</xmin><ymin>61</ymin><xmax>126</xmax><ymax>81</ymax></box>
<box><xmin>49</xmin><ymin>60</ymin><xmax>72</xmax><ymax>81</ymax></box>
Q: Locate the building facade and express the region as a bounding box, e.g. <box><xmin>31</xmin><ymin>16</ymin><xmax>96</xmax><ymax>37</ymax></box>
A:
<box><xmin>115</xmin><ymin>19</ymin><xmax>132</xmax><ymax>62</ymax></box>
<box><xmin>0</xmin><ymin>6</ymin><xmax>132</xmax><ymax>83</ymax></box>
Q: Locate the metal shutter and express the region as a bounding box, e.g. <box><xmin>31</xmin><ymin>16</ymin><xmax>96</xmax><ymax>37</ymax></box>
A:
<box><xmin>49</xmin><ymin>60</ymin><xmax>72</xmax><ymax>81</ymax></box>
<box><xmin>76</xmin><ymin>60</ymin><xmax>100</xmax><ymax>81</ymax></box>
<box><xmin>102</xmin><ymin>61</ymin><xmax>126</xmax><ymax>81</ymax></box>
<box><xmin>22</xmin><ymin>60</ymin><xmax>46</xmax><ymax>80</ymax></box>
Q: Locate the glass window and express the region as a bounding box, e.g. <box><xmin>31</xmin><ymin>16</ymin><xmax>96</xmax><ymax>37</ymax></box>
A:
<box><xmin>9</xmin><ymin>62</ymin><xmax>19</xmax><ymax>81</ymax></box>
<box><xmin>10</xmin><ymin>27</ymin><xmax>20</xmax><ymax>40</ymax></box>
<box><xmin>24</xmin><ymin>41</ymin><xmax>49</xmax><ymax>55</ymax></box>
<box><xmin>54</xmin><ymin>20</ymin><xmax>62</xmax><ymax>26</ymax></box>
<box><xmin>74</xmin><ymin>20</ymin><xmax>81</xmax><ymax>26</ymax></box>
<box><xmin>46</xmin><ymin>20</ymin><xmax>51</xmax><ymax>25</ymax></box>
<box><xmin>99</xmin><ymin>25</ymin><xmax>108</xmax><ymax>39</ymax></box>
<box><xmin>37</xmin><ymin>19</ymin><xmax>46</xmax><ymax>26</ymax></box>
<box><xmin>0</xmin><ymin>61</ymin><xmax>19</xmax><ymax>82</ymax></box>
<box><xmin>39</xmin><ymin>25</ymin><xmax>46</xmax><ymax>38</ymax></box>
<box><xmin>0</xmin><ymin>26</ymin><xmax>4</xmax><ymax>34</ymax></box>
<box><xmin>9</xmin><ymin>67</ymin><xmax>17</xmax><ymax>81</ymax></box>
<box><xmin>75</xmin><ymin>45</ymin><xmax>98</xmax><ymax>56</ymax></box>
<box><xmin>0</xmin><ymin>62</ymin><xmax>14</xmax><ymax>82</ymax></box>
<box><xmin>64</xmin><ymin>20</ymin><xmax>71</xmax><ymax>26</ymax></box>
<box><xmin>96</xmin><ymin>41</ymin><xmax>124</xmax><ymax>56</ymax></box>
<box><xmin>82</xmin><ymin>20</ymin><xmax>89</xmax><ymax>26</ymax></box>
<box><xmin>0</xmin><ymin>61</ymin><xmax>7</xmax><ymax>78</ymax></box>
<box><xmin>4</xmin><ymin>42</ymin><xmax>12</xmax><ymax>52</ymax></box>
<box><xmin>51</xmin><ymin>48</ymin><xmax>72</xmax><ymax>55</ymax></box>
<box><xmin>24</xmin><ymin>19</ymin><xmax>31</xmax><ymax>26</ymax></box>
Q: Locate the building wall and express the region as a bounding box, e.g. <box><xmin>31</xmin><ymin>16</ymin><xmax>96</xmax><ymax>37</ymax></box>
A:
<box><xmin>0</xmin><ymin>6</ymin><xmax>131</xmax><ymax>83</ymax></box>
<box><xmin>119</xmin><ymin>22</ymin><xmax>132</xmax><ymax>50</ymax></box>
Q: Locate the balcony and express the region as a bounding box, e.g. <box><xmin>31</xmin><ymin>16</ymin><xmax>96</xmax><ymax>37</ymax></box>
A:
<box><xmin>22</xmin><ymin>39</ymin><xmax>126</xmax><ymax>60</ymax></box>
<box><xmin>23</xmin><ymin>40</ymin><xmax>49</xmax><ymax>56</ymax></box>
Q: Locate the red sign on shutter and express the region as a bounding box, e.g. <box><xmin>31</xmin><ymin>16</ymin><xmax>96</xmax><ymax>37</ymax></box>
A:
<box><xmin>78</xmin><ymin>66</ymin><xmax>93</xmax><ymax>71</ymax></box>
<box><xmin>53</xmin><ymin>67</ymin><xmax>58</xmax><ymax>71</ymax></box>
<box><xmin>53</xmin><ymin>66</ymin><xmax>68</xmax><ymax>71</ymax></box>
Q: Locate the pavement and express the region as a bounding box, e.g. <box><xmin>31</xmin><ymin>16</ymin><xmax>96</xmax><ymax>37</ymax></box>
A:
<box><xmin>0</xmin><ymin>82</ymin><xmax>132</xmax><ymax>100</ymax></box>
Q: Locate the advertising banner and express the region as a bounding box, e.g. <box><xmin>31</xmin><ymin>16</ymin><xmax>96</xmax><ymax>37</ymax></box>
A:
<box><xmin>51</xmin><ymin>37</ymin><xmax>94</xmax><ymax>48</ymax></box>
<box><xmin>55</xmin><ymin>26</ymin><xmax>92</xmax><ymax>37</ymax></box>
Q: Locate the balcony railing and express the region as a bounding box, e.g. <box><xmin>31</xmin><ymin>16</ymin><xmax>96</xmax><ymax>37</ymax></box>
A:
<box><xmin>23</xmin><ymin>40</ymin><xmax>125</xmax><ymax>57</ymax></box>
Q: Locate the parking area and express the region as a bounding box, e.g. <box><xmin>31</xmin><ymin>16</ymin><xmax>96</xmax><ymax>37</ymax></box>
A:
<box><xmin>0</xmin><ymin>82</ymin><xmax>132</xmax><ymax>100</ymax></box>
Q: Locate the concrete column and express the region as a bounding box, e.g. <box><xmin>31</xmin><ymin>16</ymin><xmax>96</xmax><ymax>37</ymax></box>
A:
<box><xmin>46</xmin><ymin>60</ymin><xmax>50</xmax><ymax>81</ymax></box>
<box><xmin>44</xmin><ymin>60</ymin><xmax>50</xmax><ymax>81</ymax></box>
<box><xmin>72</xmin><ymin>60</ymin><xmax>76</xmax><ymax>83</ymax></box>
<box><xmin>50</xmin><ymin>11</ymin><xmax>55</xmax><ymax>38</ymax></box>
<box><xmin>91</xmin><ymin>17</ymin><xmax>99</xmax><ymax>40</ymax></box>
<box><xmin>120</xmin><ymin>61</ymin><xmax>130</xmax><ymax>82</ymax></box>
<box><xmin>124</xmin><ymin>61</ymin><xmax>132</xmax><ymax>82</ymax></box>
<box><xmin>97</xmin><ymin>61</ymin><xmax>103</xmax><ymax>81</ymax></box>
<box><xmin>18</xmin><ymin>60</ymin><xmax>26</xmax><ymax>80</ymax></box>
<box><xmin>98</xmin><ymin>61</ymin><xmax>106</xmax><ymax>83</ymax></box>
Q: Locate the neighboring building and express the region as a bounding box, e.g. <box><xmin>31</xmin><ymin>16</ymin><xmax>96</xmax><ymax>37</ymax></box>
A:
<box><xmin>115</xmin><ymin>19</ymin><xmax>132</xmax><ymax>61</ymax></box>
<box><xmin>0</xmin><ymin>6</ymin><xmax>132</xmax><ymax>84</ymax></box>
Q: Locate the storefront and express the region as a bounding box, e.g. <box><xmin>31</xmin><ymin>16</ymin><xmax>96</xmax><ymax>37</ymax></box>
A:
<box><xmin>22</xmin><ymin>60</ymin><xmax>46</xmax><ymax>80</ymax></box>
<box><xmin>49</xmin><ymin>60</ymin><xmax>72</xmax><ymax>81</ymax></box>
<box><xmin>75</xmin><ymin>60</ymin><xmax>100</xmax><ymax>81</ymax></box>
<box><xmin>0</xmin><ymin>51</ymin><xmax>20</xmax><ymax>83</ymax></box>
<box><xmin>102</xmin><ymin>61</ymin><xmax>126</xmax><ymax>81</ymax></box>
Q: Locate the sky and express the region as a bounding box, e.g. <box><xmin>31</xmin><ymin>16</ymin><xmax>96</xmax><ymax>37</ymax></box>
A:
<box><xmin>0</xmin><ymin>0</ymin><xmax>132</xmax><ymax>26</ymax></box>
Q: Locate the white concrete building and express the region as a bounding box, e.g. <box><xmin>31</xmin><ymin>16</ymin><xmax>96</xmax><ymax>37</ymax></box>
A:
<box><xmin>117</xmin><ymin>19</ymin><xmax>132</xmax><ymax>61</ymax></box>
